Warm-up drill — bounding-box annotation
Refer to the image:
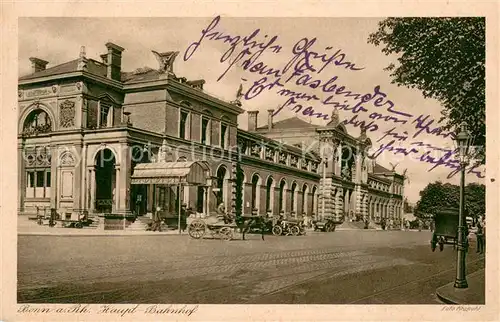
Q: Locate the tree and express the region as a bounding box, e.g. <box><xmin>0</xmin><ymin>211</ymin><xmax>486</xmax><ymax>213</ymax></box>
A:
<box><xmin>368</xmin><ymin>18</ymin><xmax>485</xmax><ymax>163</ymax></box>
<box><xmin>235</xmin><ymin>152</ymin><xmax>244</xmax><ymax>219</ymax></box>
<box><xmin>415</xmin><ymin>181</ymin><xmax>485</xmax><ymax>219</ymax></box>
<box><xmin>415</xmin><ymin>182</ymin><xmax>459</xmax><ymax>218</ymax></box>
<box><xmin>465</xmin><ymin>183</ymin><xmax>485</xmax><ymax>219</ymax></box>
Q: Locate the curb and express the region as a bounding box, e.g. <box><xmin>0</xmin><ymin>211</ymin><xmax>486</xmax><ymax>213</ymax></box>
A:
<box><xmin>436</xmin><ymin>289</ymin><xmax>458</xmax><ymax>304</ymax></box>
<box><xmin>435</xmin><ymin>269</ymin><xmax>485</xmax><ymax>305</ymax></box>
<box><xmin>18</xmin><ymin>231</ymin><xmax>188</xmax><ymax>237</ymax></box>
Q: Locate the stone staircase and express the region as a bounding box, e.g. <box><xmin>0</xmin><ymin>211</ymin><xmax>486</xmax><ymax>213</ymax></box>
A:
<box><xmin>83</xmin><ymin>215</ymin><xmax>100</xmax><ymax>229</ymax></box>
<box><xmin>336</xmin><ymin>220</ymin><xmax>369</xmax><ymax>230</ymax></box>
<box><xmin>126</xmin><ymin>216</ymin><xmax>153</xmax><ymax>231</ymax></box>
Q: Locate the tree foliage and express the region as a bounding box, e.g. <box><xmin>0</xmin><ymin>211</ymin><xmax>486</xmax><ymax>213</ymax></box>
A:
<box><xmin>235</xmin><ymin>155</ymin><xmax>244</xmax><ymax>219</ymax></box>
<box><xmin>368</xmin><ymin>18</ymin><xmax>485</xmax><ymax>163</ymax></box>
<box><xmin>415</xmin><ymin>181</ymin><xmax>485</xmax><ymax>218</ymax></box>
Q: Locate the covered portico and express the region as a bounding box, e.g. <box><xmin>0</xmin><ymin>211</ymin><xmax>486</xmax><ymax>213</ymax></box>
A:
<box><xmin>131</xmin><ymin>161</ymin><xmax>212</xmax><ymax>223</ymax></box>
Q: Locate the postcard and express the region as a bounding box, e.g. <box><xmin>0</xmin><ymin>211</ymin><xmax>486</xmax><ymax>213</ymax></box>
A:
<box><xmin>1</xmin><ymin>1</ymin><xmax>498</xmax><ymax>321</ymax></box>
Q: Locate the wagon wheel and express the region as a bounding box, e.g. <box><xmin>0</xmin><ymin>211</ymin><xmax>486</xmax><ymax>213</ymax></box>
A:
<box><xmin>219</xmin><ymin>227</ymin><xmax>233</xmax><ymax>241</ymax></box>
<box><xmin>290</xmin><ymin>225</ymin><xmax>300</xmax><ymax>236</ymax></box>
<box><xmin>188</xmin><ymin>220</ymin><xmax>206</xmax><ymax>239</ymax></box>
<box><xmin>74</xmin><ymin>222</ymin><xmax>83</xmax><ymax>229</ymax></box>
<box><xmin>439</xmin><ymin>238</ymin><xmax>444</xmax><ymax>252</ymax></box>
<box><xmin>272</xmin><ymin>225</ymin><xmax>283</xmax><ymax>236</ymax></box>
<box><xmin>328</xmin><ymin>223</ymin><xmax>336</xmax><ymax>232</ymax></box>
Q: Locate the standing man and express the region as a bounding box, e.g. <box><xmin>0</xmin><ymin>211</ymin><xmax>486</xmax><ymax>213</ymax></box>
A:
<box><xmin>476</xmin><ymin>221</ymin><xmax>484</xmax><ymax>254</ymax></box>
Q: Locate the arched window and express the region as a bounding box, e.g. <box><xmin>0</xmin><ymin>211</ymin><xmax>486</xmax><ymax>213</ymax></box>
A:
<box><xmin>216</xmin><ymin>166</ymin><xmax>228</xmax><ymax>206</ymax></box>
<box><xmin>291</xmin><ymin>182</ymin><xmax>297</xmax><ymax>213</ymax></box>
<box><xmin>251</xmin><ymin>174</ymin><xmax>261</xmax><ymax>211</ymax></box>
<box><xmin>266</xmin><ymin>177</ymin><xmax>274</xmax><ymax>212</ymax></box>
<box><xmin>279</xmin><ymin>180</ymin><xmax>287</xmax><ymax>213</ymax></box>
<box><xmin>23</xmin><ymin>109</ymin><xmax>52</xmax><ymax>135</ymax></box>
<box><xmin>302</xmin><ymin>184</ymin><xmax>308</xmax><ymax>215</ymax></box>
<box><xmin>311</xmin><ymin>186</ymin><xmax>317</xmax><ymax>215</ymax></box>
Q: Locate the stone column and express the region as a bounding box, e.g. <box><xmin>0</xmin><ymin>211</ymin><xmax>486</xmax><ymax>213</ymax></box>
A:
<box><xmin>49</xmin><ymin>145</ymin><xmax>57</xmax><ymax>210</ymax></box>
<box><xmin>68</xmin><ymin>146</ymin><xmax>82</xmax><ymax>215</ymax></box>
<box><xmin>203</xmin><ymin>186</ymin><xmax>209</xmax><ymax>216</ymax></box>
<box><xmin>335</xmin><ymin>144</ymin><xmax>342</xmax><ymax>176</ymax></box>
<box><xmin>244</xmin><ymin>182</ymin><xmax>252</xmax><ymax>215</ymax></box>
<box><xmin>273</xmin><ymin>186</ymin><xmax>280</xmax><ymax>217</ymax></box>
<box><xmin>114</xmin><ymin>165</ymin><xmax>120</xmax><ymax>212</ymax></box>
<box><xmin>88</xmin><ymin>166</ymin><xmax>96</xmax><ymax>212</ymax></box>
<box><xmin>258</xmin><ymin>182</ymin><xmax>266</xmax><ymax>215</ymax></box>
<box><xmin>18</xmin><ymin>141</ymin><xmax>26</xmax><ymax>213</ymax></box>
<box><xmin>80</xmin><ymin>144</ymin><xmax>88</xmax><ymax>213</ymax></box>
<box><xmin>147</xmin><ymin>184</ymin><xmax>153</xmax><ymax>213</ymax></box>
<box><xmin>118</xmin><ymin>143</ymin><xmax>131</xmax><ymax>214</ymax></box>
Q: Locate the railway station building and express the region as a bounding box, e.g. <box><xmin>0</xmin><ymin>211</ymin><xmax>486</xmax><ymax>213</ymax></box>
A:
<box><xmin>18</xmin><ymin>43</ymin><xmax>404</xmax><ymax>228</ymax></box>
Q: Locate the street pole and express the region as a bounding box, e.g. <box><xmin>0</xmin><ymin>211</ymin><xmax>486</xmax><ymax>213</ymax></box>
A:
<box><xmin>321</xmin><ymin>159</ymin><xmax>326</xmax><ymax>221</ymax></box>
<box><xmin>454</xmin><ymin>161</ymin><xmax>468</xmax><ymax>288</ymax></box>
<box><xmin>178</xmin><ymin>182</ymin><xmax>182</xmax><ymax>235</ymax></box>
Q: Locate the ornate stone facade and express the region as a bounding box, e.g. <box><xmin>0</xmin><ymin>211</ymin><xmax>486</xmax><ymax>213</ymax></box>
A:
<box><xmin>59</xmin><ymin>100</ymin><xmax>76</xmax><ymax>128</ymax></box>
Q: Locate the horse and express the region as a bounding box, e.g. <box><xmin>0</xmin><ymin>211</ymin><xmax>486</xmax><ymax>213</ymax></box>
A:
<box><xmin>235</xmin><ymin>215</ymin><xmax>266</xmax><ymax>241</ymax></box>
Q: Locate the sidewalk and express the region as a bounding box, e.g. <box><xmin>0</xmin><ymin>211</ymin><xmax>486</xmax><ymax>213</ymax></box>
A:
<box><xmin>436</xmin><ymin>269</ymin><xmax>485</xmax><ymax>304</ymax></box>
<box><xmin>17</xmin><ymin>216</ymin><xmax>187</xmax><ymax>236</ymax></box>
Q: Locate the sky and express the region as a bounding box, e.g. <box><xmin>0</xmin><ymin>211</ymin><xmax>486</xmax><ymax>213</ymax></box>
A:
<box><xmin>18</xmin><ymin>17</ymin><xmax>485</xmax><ymax>203</ymax></box>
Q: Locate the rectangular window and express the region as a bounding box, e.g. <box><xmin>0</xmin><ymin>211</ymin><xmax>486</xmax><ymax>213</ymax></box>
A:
<box><xmin>220</xmin><ymin>123</ymin><xmax>228</xmax><ymax>148</ymax></box>
<box><xmin>46</xmin><ymin>170</ymin><xmax>51</xmax><ymax>188</ymax></box>
<box><xmin>26</xmin><ymin>170</ymin><xmax>51</xmax><ymax>198</ymax></box>
<box><xmin>36</xmin><ymin>171</ymin><xmax>45</xmax><ymax>187</ymax></box>
<box><xmin>201</xmin><ymin>117</ymin><xmax>209</xmax><ymax>145</ymax></box>
<box><xmin>27</xmin><ymin>172</ymin><xmax>35</xmax><ymax>188</ymax></box>
<box><xmin>180</xmin><ymin>111</ymin><xmax>188</xmax><ymax>139</ymax></box>
<box><xmin>100</xmin><ymin>103</ymin><xmax>110</xmax><ymax>128</ymax></box>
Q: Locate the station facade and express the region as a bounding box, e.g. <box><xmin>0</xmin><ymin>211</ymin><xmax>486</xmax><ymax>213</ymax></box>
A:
<box><xmin>18</xmin><ymin>43</ymin><xmax>404</xmax><ymax>227</ymax></box>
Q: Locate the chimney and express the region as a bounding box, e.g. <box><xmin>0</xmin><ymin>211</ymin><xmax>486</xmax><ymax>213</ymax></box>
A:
<box><xmin>29</xmin><ymin>57</ymin><xmax>49</xmax><ymax>73</ymax></box>
<box><xmin>267</xmin><ymin>109</ymin><xmax>274</xmax><ymax>130</ymax></box>
<box><xmin>247</xmin><ymin>111</ymin><xmax>259</xmax><ymax>131</ymax></box>
<box><xmin>105</xmin><ymin>42</ymin><xmax>125</xmax><ymax>81</ymax></box>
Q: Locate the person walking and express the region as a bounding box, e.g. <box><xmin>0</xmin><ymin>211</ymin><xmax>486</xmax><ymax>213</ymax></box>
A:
<box><xmin>476</xmin><ymin>221</ymin><xmax>484</xmax><ymax>254</ymax></box>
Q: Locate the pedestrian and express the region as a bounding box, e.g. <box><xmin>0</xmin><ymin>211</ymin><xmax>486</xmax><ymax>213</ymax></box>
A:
<box><xmin>475</xmin><ymin>221</ymin><xmax>484</xmax><ymax>254</ymax></box>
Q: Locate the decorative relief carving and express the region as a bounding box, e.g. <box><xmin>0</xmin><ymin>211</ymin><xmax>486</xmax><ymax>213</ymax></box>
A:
<box><xmin>265</xmin><ymin>148</ymin><xmax>275</xmax><ymax>161</ymax></box>
<box><xmin>290</xmin><ymin>155</ymin><xmax>298</xmax><ymax>167</ymax></box>
<box><xmin>250</xmin><ymin>144</ymin><xmax>262</xmax><ymax>157</ymax></box>
<box><xmin>279</xmin><ymin>151</ymin><xmax>287</xmax><ymax>164</ymax></box>
<box><xmin>311</xmin><ymin>162</ymin><xmax>319</xmax><ymax>172</ymax></box>
<box><xmin>301</xmin><ymin>158</ymin><xmax>308</xmax><ymax>170</ymax></box>
<box><xmin>59</xmin><ymin>100</ymin><xmax>76</xmax><ymax>128</ymax></box>
<box><xmin>59</xmin><ymin>151</ymin><xmax>76</xmax><ymax>167</ymax></box>
<box><xmin>237</xmin><ymin>139</ymin><xmax>248</xmax><ymax>154</ymax></box>
<box><xmin>25</xmin><ymin>147</ymin><xmax>51</xmax><ymax>168</ymax></box>
<box><xmin>25</xmin><ymin>87</ymin><xmax>55</xmax><ymax>98</ymax></box>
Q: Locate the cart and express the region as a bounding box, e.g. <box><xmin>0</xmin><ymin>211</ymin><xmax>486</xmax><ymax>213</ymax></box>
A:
<box><xmin>188</xmin><ymin>218</ymin><xmax>236</xmax><ymax>241</ymax></box>
<box><xmin>430</xmin><ymin>208</ymin><xmax>468</xmax><ymax>252</ymax></box>
<box><xmin>313</xmin><ymin>216</ymin><xmax>337</xmax><ymax>232</ymax></box>
<box><xmin>272</xmin><ymin>218</ymin><xmax>306</xmax><ymax>236</ymax></box>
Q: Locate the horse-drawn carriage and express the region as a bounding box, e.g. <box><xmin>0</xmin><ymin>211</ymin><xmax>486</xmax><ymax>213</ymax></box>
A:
<box><xmin>187</xmin><ymin>214</ymin><xmax>267</xmax><ymax>241</ymax></box>
<box><xmin>188</xmin><ymin>219</ymin><xmax>237</xmax><ymax>240</ymax></box>
<box><xmin>272</xmin><ymin>217</ymin><xmax>306</xmax><ymax>236</ymax></box>
<box><xmin>431</xmin><ymin>208</ymin><xmax>469</xmax><ymax>252</ymax></box>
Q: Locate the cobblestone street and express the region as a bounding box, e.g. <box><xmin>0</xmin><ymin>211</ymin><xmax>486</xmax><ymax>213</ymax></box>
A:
<box><xmin>18</xmin><ymin>231</ymin><xmax>485</xmax><ymax>304</ymax></box>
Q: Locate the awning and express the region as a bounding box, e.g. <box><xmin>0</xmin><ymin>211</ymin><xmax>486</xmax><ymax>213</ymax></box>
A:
<box><xmin>131</xmin><ymin>161</ymin><xmax>209</xmax><ymax>185</ymax></box>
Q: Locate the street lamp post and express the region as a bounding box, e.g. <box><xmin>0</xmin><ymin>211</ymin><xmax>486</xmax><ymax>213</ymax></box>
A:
<box><xmin>454</xmin><ymin>122</ymin><xmax>472</xmax><ymax>289</ymax></box>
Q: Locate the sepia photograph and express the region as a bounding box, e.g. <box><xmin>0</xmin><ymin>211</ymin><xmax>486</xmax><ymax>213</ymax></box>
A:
<box><xmin>2</xmin><ymin>2</ymin><xmax>498</xmax><ymax>320</ymax></box>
